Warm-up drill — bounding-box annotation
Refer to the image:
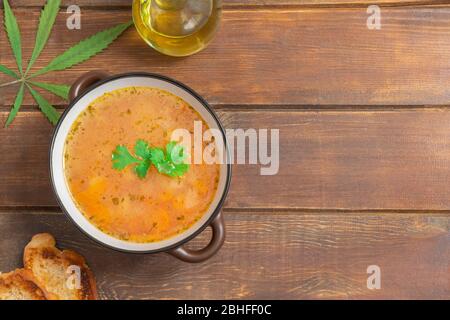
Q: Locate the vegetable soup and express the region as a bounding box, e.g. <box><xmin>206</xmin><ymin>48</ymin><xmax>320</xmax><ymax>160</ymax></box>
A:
<box><xmin>64</xmin><ymin>87</ymin><xmax>220</xmax><ymax>243</ymax></box>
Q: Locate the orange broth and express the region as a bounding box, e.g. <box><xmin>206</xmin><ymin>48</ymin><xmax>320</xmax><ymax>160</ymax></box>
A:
<box><xmin>64</xmin><ymin>87</ymin><xmax>220</xmax><ymax>243</ymax></box>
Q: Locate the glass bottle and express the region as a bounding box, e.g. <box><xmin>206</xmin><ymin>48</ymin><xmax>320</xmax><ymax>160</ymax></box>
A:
<box><xmin>132</xmin><ymin>0</ymin><xmax>222</xmax><ymax>57</ymax></box>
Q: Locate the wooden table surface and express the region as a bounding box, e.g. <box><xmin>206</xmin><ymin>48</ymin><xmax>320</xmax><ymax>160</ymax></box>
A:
<box><xmin>1</xmin><ymin>0</ymin><xmax>449</xmax><ymax>299</ymax></box>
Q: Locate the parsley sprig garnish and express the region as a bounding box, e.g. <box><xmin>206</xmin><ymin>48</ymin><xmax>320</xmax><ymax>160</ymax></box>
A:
<box><xmin>112</xmin><ymin>140</ymin><xmax>189</xmax><ymax>179</ymax></box>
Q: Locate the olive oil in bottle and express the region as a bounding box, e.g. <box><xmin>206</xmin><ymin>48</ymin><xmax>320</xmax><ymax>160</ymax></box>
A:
<box><xmin>132</xmin><ymin>0</ymin><xmax>222</xmax><ymax>57</ymax></box>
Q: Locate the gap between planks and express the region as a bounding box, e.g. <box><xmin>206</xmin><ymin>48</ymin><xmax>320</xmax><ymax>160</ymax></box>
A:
<box><xmin>1</xmin><ymin>206</ymin><xmax>450</xmax><ymax>216</ymax></box>
<box><xmin>5</xmin><ymin>1</ymin><xmax>450</xmax><ymax>10</ymax></box>
<box><xmin>222</xmin><ymin>2</ymin><xmax>450</xmax><ymax>10</ymax></box>
<box><xmin>5</xmin><ymin>104</ymin><xmax>450</xmax><ymax>113</ymax></box>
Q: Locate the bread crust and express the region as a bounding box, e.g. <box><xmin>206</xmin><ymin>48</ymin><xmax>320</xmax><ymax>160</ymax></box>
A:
<box><xmin>0</xmin><ymin>269</ymin><xmax>47</xmax><ymax>300</ymax></box>
<box><xmin>23</xmin><ymin>233</ymin><xmax>98</xmax><ymax>300</ymax></box>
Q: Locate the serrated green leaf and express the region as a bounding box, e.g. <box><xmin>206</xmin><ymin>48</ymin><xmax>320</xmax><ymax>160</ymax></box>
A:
<box><xmin>153</xmin><ymin>143</ymin><xmax>189</xmax><ymax>177</ymax></box>
<box><xmin>154</xmin><ymin>160</ymin><xmax>189</xmax><ymax>177</ymax></box>
<box><xmin>3</xmin><ymin>0</ymin><xmax>23</xmax><ymax>74</ymax></box>
<box><xmin>171</xmin><ymin>163</ymin><xmax>189</xmax><ymax>177</ymax></box>
<box><xmin>154</xmin><ymin>160</ymin><xmax>175</xmax><ymax>176</ymax></box>
<box><xmin>25</xmin><ymin>0</ymin><xmax>61</xmax><ymax>74</ymax></box>
<box><xmin>4</xmin><ymin>82</ymin><xmax>24</xmax><ymax>127</ymax></box>
<box><xmin>112</xmin><ymin>145</ymin><xmax>140</xmax><ymax>170</ymax></box>
<box><xmin>112</xmin><ymin>141</ymin><xmax>189</xmax><ymax>179</ymax></box>
<box><xmin>134</xmin><ymin>139</ymin><xmax>151</xmax><ymax>159</ymax></box>
<box><xmin>0</xmin><ymin>64</ymin><xmax>19</xmax><ymax>79</ymax></box>
<box><xmin>149</xmin><ymin>147</ymin><xmax>165</xmax><ymax>164</ymax></box>
<box><xmin>29</xmin><ymin>81</ymin><xmax>69</xmax><ymax>100</ymax></box>
<box><xmin>32</xmin><ymin>21</ymin><xmax>133</xmax><ymax>77</ymax></box>
<box><xmin>26</xmin><ymin>84</ymin><xmax>60</xmax><ymax>125</ymax></box>
<box><xmin>166</xmin><ymin>141</ymin><xmax>187</xmax><ymax>164</ymax></box>
<box><xmin>135</xmin><ymin>160</ymin><xmax>151</xmax><ymax>179</ymax></box>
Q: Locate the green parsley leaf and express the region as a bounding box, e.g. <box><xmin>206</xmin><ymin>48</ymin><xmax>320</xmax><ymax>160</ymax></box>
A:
<box><xmin>112</xmin><ymin>140</ymin><xmax>190</xmax><ymax>179</ymax></box>
<box><xmin>152</xmin><ymin>142</ymin><xmax>189</xmax><ymax>177</ymax></box>
<box><xmin>149</xmin><ymin>147</ymin><xmax>165</xmax><ymax>164</ymax></box>
<box><xmin>166</xmin><ymin>141</ymin><xmax>187</xmax><ymax>165</ymax></box>
<box><xmin>167</xmin><ymin>163</ymin><xmax>189</xmax><ymax>177</ymax></box>
<box><xmin>153</xmin><ymin>160</ymin><xmax>175</xmax><ymax>176</ymax></box>
<box><xmin>112</xmin><ymin>145</ymin><xmax>139</xmax><ymax>170</ymax></box>
<box><xmin>134</xmin><ymin>139</ymin><xmax>152</xmax><ymax>159</ymax></box>
<box><xmin>135</xmin><ymin>159</ymin><xmax>151</xmax><ymax>179</ymax></box>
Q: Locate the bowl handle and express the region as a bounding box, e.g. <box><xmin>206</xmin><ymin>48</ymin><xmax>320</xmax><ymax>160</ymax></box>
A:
<box><xmin>69</xmin><ymin>71</ymin><xmax>110</xmax><ymax>102</ymax></box>
<box><xmin>169</xmin><ymin>212</ymin><xmax>226</xmax><ymax>263</ymax></box>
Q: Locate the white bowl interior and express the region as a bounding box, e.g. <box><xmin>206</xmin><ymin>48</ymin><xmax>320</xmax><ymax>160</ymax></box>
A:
<box><xmin>51</xmin><ymin>75</ymin><xmax>229</xmax><ymax>252</ymax></box>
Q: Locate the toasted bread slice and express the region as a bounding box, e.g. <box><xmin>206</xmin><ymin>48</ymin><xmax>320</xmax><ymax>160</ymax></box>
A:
<box><xmin>23</xmin><ymin>233</ymin><xmax>98</xmax><ymax>300</ymax></box>
<box><xmin>0</xmin><ymin>269</ymin><xmax>46</xmax><ymax>300</ymax></box>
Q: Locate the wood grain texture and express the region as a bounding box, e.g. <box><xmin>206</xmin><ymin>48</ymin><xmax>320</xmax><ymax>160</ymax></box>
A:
<box><xmin>0</xmin><ymin>210</ymin><xmax>448</xmax><ymax>299</ymax></box>
<box><xmin>5</xmin><ymin>0</ymin><xmax>440</xmax><ymax>8</ymax></box>
<box><xmin>4</xmin><ymin>7</ymin><xmax>450</xmax><ymax>106</ymax></box>
<box><xmin>1</xmin><ymin>0</ymin><xmax>450</xmax><ymax>301</ymax></box>
<box><xmin>4</xmin><ymin>109</ymin><xmax>450</xmax><ymax>210</ymax></box>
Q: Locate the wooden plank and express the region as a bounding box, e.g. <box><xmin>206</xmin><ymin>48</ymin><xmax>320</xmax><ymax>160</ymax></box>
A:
<box><xmin>4</xmin><ymin>7</ymin><xmax>450</xmax><ymax>106</ymax></box>
<box><xmin>4</xmin><ymin>109</ymin><xmax>450</xmax><ymax>210</ymax></box>
<box><xmin>5</xmin><ymin>0</ymin><xmax>439</xmax><ymax>8</ymax></box>
<box><xmin>0</xmin><ymin>210</ymin><xmax>447</xmax><ymax>299</ymax></box>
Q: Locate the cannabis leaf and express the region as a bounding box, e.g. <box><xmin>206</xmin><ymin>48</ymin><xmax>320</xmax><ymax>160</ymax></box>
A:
<box><xmin>0</xmin><ymin>64</ymin><xmax>19</xmax><ymax>79</ymax></box>
<box><xmin>112</xmin><ymin>141</ymin><xmax>190</xmax><ymax>179</ymax></box>
<box><xmin>26</xmin><ymin>84</ymin><xmax>60</xmax><ymax>125</ymax></box>
<box><xmin>0</xmin><ymin>0</ymin><xmax>132</xmax><ymax>127</ymax></box>
<box><xmin>4</xmin><ymin>83</ymin><xmax>25</xmax><ymax>127</ymax></box>
<box><xmin>28</xmin><ymin>82</ymin><xmax>70</xmax><ymax>100</ymax></box>
<box><xmin>25</xmin><ymin>0</ymin><xmax>61</xmax><ymax>75</ymax></box>
<box><xmin>3</xmin><ymin>0</ymin><xmax>23</xmax><ymax>74</ymax></box>
<box><xmin>33</xmin><ymin>21</ymin><xmax>133</xmax><ymax>77</ymax></box>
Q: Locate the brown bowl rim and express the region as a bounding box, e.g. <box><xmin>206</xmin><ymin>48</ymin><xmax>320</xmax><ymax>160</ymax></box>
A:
<box><xmin>49</xmin><ymin>72</ymin><xmax>232</xmax><ymax>254</ymax></box>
